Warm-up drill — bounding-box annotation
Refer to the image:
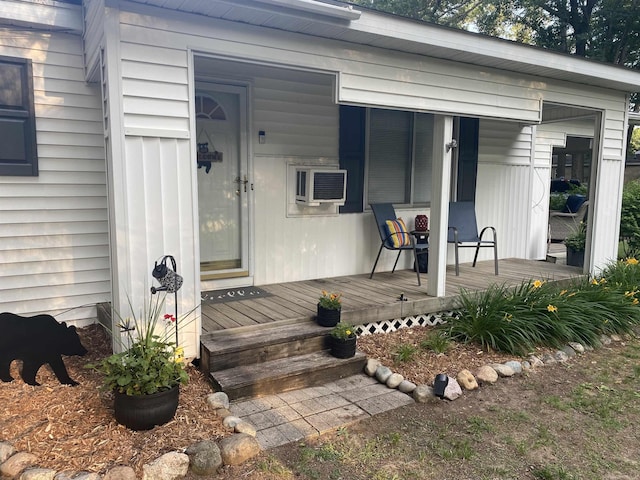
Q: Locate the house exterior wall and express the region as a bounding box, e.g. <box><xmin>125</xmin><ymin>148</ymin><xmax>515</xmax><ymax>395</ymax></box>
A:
<box><xmin>96</xmin><ymin>4</ymin><xmax>634</xmax><ymax>354</ymax></box>
<box><xmin>0</xmin><ymin>25</ymin><xmax>109</xmax><ymax>325</ymax></box>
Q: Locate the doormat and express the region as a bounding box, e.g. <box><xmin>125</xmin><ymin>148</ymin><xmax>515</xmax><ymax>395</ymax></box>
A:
<box><xmin>201</xmin><ymin>287</ymin><xmax>273</xmax><ymax>304</ymax></box>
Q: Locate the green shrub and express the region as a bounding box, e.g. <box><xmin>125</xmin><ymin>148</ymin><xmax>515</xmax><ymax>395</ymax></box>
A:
<box><xmin>394</xmin><ymin>344</ymin><xmax>418</xmax><ymax>363</ymax></box>
<box><xmin>420</xmin><ymin>331</ymin><xmax>452</xmax><ymax>354</ymax></box>
<box><xmin>549</xmin><ymin>193</ymin><xmax>568</xmax><ymax>211</ymax></box>
<box><xmin>620</xmin><ymin>180</ymin><xmax>640</xmax><ymax>253</ymax></box>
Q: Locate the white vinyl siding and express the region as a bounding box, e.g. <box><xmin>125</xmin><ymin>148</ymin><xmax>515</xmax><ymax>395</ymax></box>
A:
<box><xmin>0</xmin><ymin>28</ymin><xmax>108</xmax><ymax>325</ymax></box>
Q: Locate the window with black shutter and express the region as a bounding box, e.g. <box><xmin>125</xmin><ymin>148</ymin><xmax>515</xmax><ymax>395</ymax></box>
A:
<box><xmin>0</xmin><ymin>56</ymin><xmax>38</xmax><ymax>176</ymax></box>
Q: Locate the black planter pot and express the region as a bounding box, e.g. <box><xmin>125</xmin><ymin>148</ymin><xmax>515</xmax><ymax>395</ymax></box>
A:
<box><xmin>566</xmin><ymin>247</ymin><xmax>585</xmax><ymax>268</ymax></box>
<box><xmin>330</xmin><ymin>335</ymin><xmax>357</xmax><ymax>358</ymax></box>
<box><xmin>114</xmin><ymin>386</ymin><xmax>180</xmax><ymax>431</ymax></box>
<box><xmin>316</xmin><ymin>304</ymin><xmax>341</xmax><ymax>327</ymax></box>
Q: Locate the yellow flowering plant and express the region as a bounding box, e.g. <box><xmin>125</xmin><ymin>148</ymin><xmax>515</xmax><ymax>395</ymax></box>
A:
<box><xmin>330</xmin><ymin>321</ymin><xmax>356</xmax><ymax>340</ymax></box>
<box><xmin>318</xmin><ymin>290</ymin><xmax>342</xmax><ymax>310</ymax></box>
<box><xmin>90</xmin><ymin>293</ymin><xmax>196</xmax><ymax>396</ymax></box>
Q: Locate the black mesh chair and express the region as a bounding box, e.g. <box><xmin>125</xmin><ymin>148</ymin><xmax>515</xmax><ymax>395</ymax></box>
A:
<box><xmin>370</xmin><ymin>203</ymin><xmax>429</xmax><ymax>286</ymax></box>
<box><xmin>448</xmin><ymin>201</ymin><xmax>498</xmax><ymax>276</ymax></box>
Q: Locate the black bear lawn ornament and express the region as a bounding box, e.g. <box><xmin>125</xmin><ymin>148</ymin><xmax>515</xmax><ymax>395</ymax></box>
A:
<box><xmin>0</xmin><ymin>312</ymin><xmax>88</xmax><ymax>386</ymax></box>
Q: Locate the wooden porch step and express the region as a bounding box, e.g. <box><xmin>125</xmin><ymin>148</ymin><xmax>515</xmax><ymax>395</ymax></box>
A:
<box><xmin>200</xmin><ymin>320</ymin><xmax>334</xmax><ymax>372</ymax></box>
<box><xmin>209</xmin><ymin>350</ymin><xmax>367</xmax><ymax>400</ymax></box>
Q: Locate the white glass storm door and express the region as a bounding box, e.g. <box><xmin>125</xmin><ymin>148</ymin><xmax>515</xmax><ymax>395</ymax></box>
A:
<box><xmin>195</xmin><ymin>84</ymin><xmax>249</xmax><ymax>280</ymax></box>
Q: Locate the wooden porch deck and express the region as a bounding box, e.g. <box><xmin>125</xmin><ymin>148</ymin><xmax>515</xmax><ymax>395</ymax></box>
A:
<box><xmin>201</xmin><ymin>258</ymin><xmax>583</xmax><ymax>334</ymax></box>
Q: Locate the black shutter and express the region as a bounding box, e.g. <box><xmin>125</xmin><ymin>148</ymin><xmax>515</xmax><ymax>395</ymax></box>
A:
<box><xmin>339</xmin><ymin>105</ymin><xmax>366</xmax><ymax>213</ymax></box>
<box><xmin>456</xmin><ymin>117</ymin><xmax>479</xmax><ymax>202</ymax></box>
<box><xmin>0</xmin><ymin>56</ymin><xmax>38</xmax><ymax>176</ymax></box>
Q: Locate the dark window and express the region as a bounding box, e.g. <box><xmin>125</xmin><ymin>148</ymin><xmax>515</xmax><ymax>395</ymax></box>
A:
<box><xmin>0</xmin><ymin>56</ymin><xmax>38</xmax><ymax>176</ymax></box>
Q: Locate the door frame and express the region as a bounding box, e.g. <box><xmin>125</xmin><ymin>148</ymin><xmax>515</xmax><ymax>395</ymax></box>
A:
<box><xmin>193</xmin><ymin>78</ymin><xmax>254</xmax><ymax>289</ymax></box>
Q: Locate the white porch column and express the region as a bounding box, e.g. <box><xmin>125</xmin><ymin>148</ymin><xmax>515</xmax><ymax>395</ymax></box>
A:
<box><xmin>427</xmin><ymin>115</ymin><xmax>454</xmax><ymax>297</ymax></box>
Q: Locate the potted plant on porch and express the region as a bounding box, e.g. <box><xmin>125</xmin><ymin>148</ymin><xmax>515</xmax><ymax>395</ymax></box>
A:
<box><xmin>564</xmin><ymin>221</ymin><xmax>586</xmax><ymax>268</ymax></box>
<box><xmin>329</xmin><ymin>321</ymin><xmax>357</xmax><ymax>358</ymax></box>
<box><xmin>91</xmin><ymin>293</ymin><xmax>194</xmax><ymax>430</ymax></box>
<box><xmin>316</xmin><ymin>290</ymin><xmax>342</xmax><ymax>327</ymax></box>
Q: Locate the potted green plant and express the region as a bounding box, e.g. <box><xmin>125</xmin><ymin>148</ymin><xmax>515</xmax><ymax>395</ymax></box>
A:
<box><xmin>91</xmin><ymin>293</ymin><xmax>195</xmax><ymax>430</ymax></box>
<box><xmin>564</xmin><ymin>221</ymin><xmax>586</xmax><ymax>267</ymax></box>
<box><xmin>316</xmin><ymin>290</ymin><xmax>342</xmax><ymax>327</ymax></box>
<box><xmin>329</xmin><ymin>321</ymin><xmax>357</xmax><ymax>358</ymax></box>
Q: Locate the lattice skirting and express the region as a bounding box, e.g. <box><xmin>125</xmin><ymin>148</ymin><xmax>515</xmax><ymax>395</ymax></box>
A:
<box><xmin>354</xmin><ymin>311</ymin><xmax>457</xmax><ymax>336</ymax></box>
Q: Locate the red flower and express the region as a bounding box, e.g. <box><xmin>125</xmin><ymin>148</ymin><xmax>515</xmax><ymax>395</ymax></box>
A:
<box><xmin>164</xmin><ymin>314</ymin><xmax>176</xmax><ymax>322</ymax></box>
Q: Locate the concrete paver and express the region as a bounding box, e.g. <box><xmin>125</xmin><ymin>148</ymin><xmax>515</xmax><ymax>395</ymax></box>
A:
<box><xmin>230</xmin><ymin>373</ymin><xmax>415</xmax><ymax>449</ymax></box>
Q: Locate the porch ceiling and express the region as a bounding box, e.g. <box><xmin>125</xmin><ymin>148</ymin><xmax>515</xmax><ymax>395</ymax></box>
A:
<box><xmin>127</xmin><ymin>0</ymin><xmax>640</xmax><ymax>93</ymax></box>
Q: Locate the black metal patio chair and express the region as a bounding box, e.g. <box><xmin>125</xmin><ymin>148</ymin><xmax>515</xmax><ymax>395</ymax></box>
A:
<box><xmin>370</xmin><ymin>203</ymin><xmax>429</xmax><ymax>286</ymax></box>
<box><xmin>448</xmin><ymin>201</ymin><xmax>498</xmax><ymax>276</ymax></box>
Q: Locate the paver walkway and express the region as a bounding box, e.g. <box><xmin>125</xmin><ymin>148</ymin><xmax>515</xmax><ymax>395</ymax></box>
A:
<box><xmin>229</xmin><ymin>374</ymin><xmax>415</xmax><ymax>449</ymax></box>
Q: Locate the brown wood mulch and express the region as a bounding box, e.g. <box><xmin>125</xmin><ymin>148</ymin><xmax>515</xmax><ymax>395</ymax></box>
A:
<box><xmin>1</xmin><ymin>323</ymin><xmax>532</xmax><ymax>476</ymax></box>
<box><xmin>0</xmin><ymin>324</ymin><xmax>227</xmax><ymax>475</ymax></box>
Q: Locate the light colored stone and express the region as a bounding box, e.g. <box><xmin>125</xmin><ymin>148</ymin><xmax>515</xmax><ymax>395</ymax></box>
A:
<box><xmin>398</xmin><ymin>380</ymin><xmax>417</xmax><ymax>393</ymax></box>
<box><xmin>185</xmin><ymin>440</ymin><xmax>222</xmax><ymax>476</ymax></box>
<box><xmin>475</xmin><ymin>365</ymin><xmax>498</xmax><ymax>384</ymax></box>
<box><xmin>235</xmin><ymin>421</ymin><xmax>257</xmax><ymax>437</ymax></box>
<box><xmin>554</xmin><ymin>350</ymin><xmax>569</xmax><ymax>362</ymax></box>
<box><xmin>527</xmin><ymin>355</ymin><xmax>544</xmax><ymax>368</ymax></box>
<box><xmin>562</xmin><ymin>345</ymin><xmax>577</xmax><ymax>358</ymax></box>
<box><xmin>215</xmin><ymin>408</ymin><xmax>232</xmax><ymax>418</ymax></box>
<box><xmin>600</xmin><ymin>335</ymin><xmax>612</xmax><ymax>345</ymax></box>
<box><xmin>364</xmin><ymin>358</ymin><xmax>381</xmax><ymax>376</ymax></box>
<box><xmin>386</xmin><ymin>373</ymin><xmax>404</xmax><ymax>389</ymax></box>
<box><xmin>568</xmin><ymin>342</ymin><xmax>585</xmax><ymax>353</ymax></box>
<box><xmin>504</xmin><ymin>361</ymin><xmax>522</xmax><ymax>374</ymax></box>
<box><xmin>375</xmin><ymin>365</ymin><xmax>392</xmax><ymax>383</ymax></box>
<box><xmin>456</xmin><ymin>369</ymin><xmax>478</xmax><ymax>390</ymax></box>
<box><xmin>220</xmin><ymin>433</ymin><xmax>261</xmax><ymax>466</ymax></box>
<box><xmin>443</xmin><ymin>377</ymin><xmax>463</xmax><ymax>401</ymax></box>
<box><xmin>222</xmin><ymin>415</ymin><xmax>242</xmax><ymax>429</ymax></box>
<box><xmin>610</xmin><ymin>334</ymin><xmax>622</xmax><ymax>342</ymax></box>
<box><xmin>0</xmin><ymin>442</ymin><xmax>16</xmax><ymax>463</ymax></box>
<box><xmin>541</xmin><ymin>353</ymin><xmax>557</xmax><ymax>365</ymax></box>
<box><xmin>142</xmin><ymin>452</ymin><xmax>189</xmax><ymax>480</ymax></box>
<box><xmin>412</xmin><ymin>384</ymin><xmax>436</xmax><ymax>403</ymax></box>
<box><xmin>0</xmin><ymin>452</ymin><xmax>38</xmax><ymax>478</ymax></box>
<box><xmin>19</xmin><ymin>468</ymin><xmax>57</xmax><ymax>480</ymax></box>
<box><xmin>521</xmin><ymin>361</ymin><xmax>532</xmax><ymax>371</ymax></box>
<box><xmin>489</xmin><ymin>363</ymin><xmax>515</xmax><ymax>377</ymax></box>
<box><xmin>54</xmin><ymin>473</ymin><xmax>101</xmax><ymax>480</ymax></box>
<box><xmin>103</xmin><ymin>466</ymin><xmax>136</xmax><ymax>480</ymax></box>
<box><xmin>207</xmin><ymin>392</ymin><xmax>230</xmax><ymax>410</ymax></box>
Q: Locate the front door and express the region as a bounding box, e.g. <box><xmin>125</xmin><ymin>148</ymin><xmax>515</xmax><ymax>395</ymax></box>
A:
<box><xmin>195</xmin><ymin>84</ymin><xmax>249</xmax><ymax>280</ymax></box>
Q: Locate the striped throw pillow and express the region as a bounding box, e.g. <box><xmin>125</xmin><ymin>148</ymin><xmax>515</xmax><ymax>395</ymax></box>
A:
<box><xmin>385</xmin><ymin>218</ymin><xmax>411</xmax><ymax>248</ymax></box>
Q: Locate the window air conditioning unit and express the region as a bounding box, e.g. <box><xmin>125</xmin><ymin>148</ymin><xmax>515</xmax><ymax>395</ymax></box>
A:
<box><xmin>295</xmin><ymin>168</ymin><xmax>347</xmax><ymax>206</ymax></box>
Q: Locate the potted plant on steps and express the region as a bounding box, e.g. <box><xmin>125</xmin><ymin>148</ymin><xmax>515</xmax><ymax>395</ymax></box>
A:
<box><xmin>316</xmin><ymin>290</ymin><xmax>342</xmax><ymax>327</ymax></box>
<box><xmin>91</xmin><ymin>293</ymin><xmax>195</xmax><ymax>431</ymax></box>
<box><xmin>564</xmin><ymin>221</ymin><xmax>586</xmax><ymax>268</ymax></box>
<box><xmin>329</xmin><ymin>322</ymin><xmax>357</xmax><ymax>358</ymax></box>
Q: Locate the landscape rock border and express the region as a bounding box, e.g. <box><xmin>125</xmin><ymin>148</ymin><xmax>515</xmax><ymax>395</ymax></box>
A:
<box><xmin>0</xmin><ymin>391</ymin><xmax>260</xmax><ymax>480</ymax></box>
<box><xmin>363</xmin><ymin>332</ymin><xmax>638</xmax><ymax>403</ymax></box>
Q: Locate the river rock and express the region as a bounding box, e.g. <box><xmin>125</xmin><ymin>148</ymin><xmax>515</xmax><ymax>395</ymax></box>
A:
<box><xmin>504</xmin><ymin>361</ymin><xmax>522</xmax><ymax>374</ymax></box>
<box><xmin>527</xmin><ymin>355</ymin><xmax>544</xmax><ymax>367</ymax></box>
<box><xmin>364</xmin><ymin>358</ymin><xmax>381</xmax><ymax>376</ymax></box>
<box><xmin>568</xmin><ymin>342</ymin><xmax>585</xmax><ymax>353</ymax></box>
<box><xmin>19</xmin><ymin>468</ymin><xmax>57</xmax><ymax>480</ymax></box>
<box><xmin>103</xmin><ymin>465</ymin><xmax>136</xmax><ymax>480</ymax></box>
<box><xmin>220</xmin><ymin>434</ymin><xmax>261</xmax><ymax>466</ymax></box>
<box><xmin>554</xmin><ymin>350</ymin><xmax>569</xmax><ymax>362</ymax></box>
<box><xmin>412</xmin><ymin>385</ymin><xmax>436</xmax><ymax>403</ymax></box>
<box><xmin>386</xmin><ymin>373</ymin><xmax>404</xmax><ymax>389</ymax></box>
<box><xmin>185</xmin><ymin>440</ymin><xmax>222</xmax><ymax>476</ymax></box>
<box><xmin>207</xmin><ymin>392</ymin><xmax>230</xmax><ymax>410</ymax></box>
<box><xmin>375</xmin><ymin>365</ymin><xmax>392</xmax><ymax>383</ymax></box>
<box><xmin>456</xmin><ymin>369</ymin><xmax>478</xmax><ymax>390</ymax></box>
<box><xmin>443</xmin><ymin>377</ymin><xmax>463</xmax><ymax>401</ymax></box>
<box><xmin>0</xmin><ymin>442</ymin><xmax>16</xmax><ymax>463</ymax></box>
<box><xmin>235</xmin><ymin>421</ymin><xmax>257</xmax><ymax>437</ymax></box>
<box><xmin>222</xmin><ymin>416</ymin><xmax>242</xmax><ymax>429</ymax></box>
<box><xmin>0</xmin><ymin>452</ymin><xmax>38</xmax><ymax>478</ymax></box>
<box><xmin>398</xmin><ymin>380</ymin><xmax>417</xmax><ymax>393</ymax></box>
<box><xmin>475</xmin><ymin>365</ymin><xmax>498</xmax><ymax>384</ymax></box>
<box><xmin>562</xmin><ymin>345</ymin><xmax>577</xmax><ymax>358</ymax></box>
<box><xmin>142</xmin><ymin>452</ymin><xmax>189</xmax><ymax>480</ymax></box>
<box><xmin>490</xmin><ymin>364</ymin><xmax>515</xmax><ymax>377</ymax></box>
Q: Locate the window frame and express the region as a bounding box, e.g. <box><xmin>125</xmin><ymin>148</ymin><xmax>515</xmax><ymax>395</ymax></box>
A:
<box><xmin>0</xmin><ymin>55</ymin><xmax>39</xmax><ymax>176</ymax></box>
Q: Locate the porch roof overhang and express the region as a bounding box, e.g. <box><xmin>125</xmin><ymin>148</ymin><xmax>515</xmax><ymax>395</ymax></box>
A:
<box><xmin>124</xmin><ymin>0</ymin><xmax>640</xmax><ymax>94</ymax></box>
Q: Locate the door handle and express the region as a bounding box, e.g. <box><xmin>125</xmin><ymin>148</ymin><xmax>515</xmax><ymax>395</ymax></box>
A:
<box><xmin>234</xmin><ymin>175</ymin><xmax>249</xmax><ymax>192</ymax></box>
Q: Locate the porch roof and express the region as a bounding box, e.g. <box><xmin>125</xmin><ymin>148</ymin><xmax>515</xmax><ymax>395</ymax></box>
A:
<box><xmin>201</xmin><ymin>258</ymin><xmax>584</xmax><ymax>334</ymax></box>
<box><xmin>127</xmin><ymin>0</ymin><xmax>640</xmax><ymax>93</ymax></box>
